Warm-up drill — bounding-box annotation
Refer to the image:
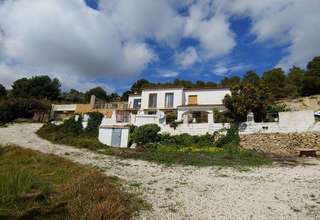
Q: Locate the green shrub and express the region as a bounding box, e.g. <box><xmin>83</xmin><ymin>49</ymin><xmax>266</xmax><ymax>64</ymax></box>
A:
<box><xmin>0</xmin><ymin>98</ymin><xmax>50</xmax><ymax>124</ymax></box>
<box><xmin>131</xmin><ymin>124</ymin><xmax>161</xmax><ymax>145</ymax></box>
<box><xmin>60</xmin><ymin>116</ymin><xmax>83</xmax><ymax>135</ymax></box>
<box><xmin>85</xmin><ymin>112</ymin><xmax>104</xmax><ymax>135</ymax></box>
<box><xmin>160</xmin><ymin>133</ymin><xmax>215</xmax><ymax>147</ymax></box>
<box><xmin>215</xmin><ymin>124</ymin><xmax>240</xmax><ymax>148</ymax></box>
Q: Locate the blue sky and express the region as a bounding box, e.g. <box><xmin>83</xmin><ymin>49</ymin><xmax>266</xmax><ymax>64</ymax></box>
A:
<box><xmin>0</xmin><ymin>0</ymin><xmax>319</xmax><ymax>94</ymax></box>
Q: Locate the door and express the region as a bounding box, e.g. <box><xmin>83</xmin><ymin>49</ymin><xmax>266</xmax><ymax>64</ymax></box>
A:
<box><xmin>188</xmin><ymin>95</ymin><xmax>198</xmax><ymax>105</ymax></box>
<box><xmin>111</xmin><ymin>128</ymin><xmax>122</xmax><ymax>147</ymax></box>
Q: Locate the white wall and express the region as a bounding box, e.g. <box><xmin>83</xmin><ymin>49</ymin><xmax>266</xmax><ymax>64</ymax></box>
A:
<box><xmin>52</xmin><ymin>104</ymin><xmax>77</xmax><ymax>111</ymax></box>
<box><xmin>128</xmin><ymin>95</ymin><xmax>141</xmax><ymax>109</ymax></box>
<box><xmin>141</xmin><ymin>88</ymin><xmax>183</xmax><ymax>110</ymax></box>
<box><xmin>98</xmin><ymin>128</ymin><xmax>113</xmax><ymax>146</ymax></box>
<box><xmin>184</xmin><ymin>89</ymin><xmax>231</xmax><ymax>105</ymax></box>
<box><xmin>239</xmin><ymin>111</ymin><xmax>319</xmax><ymax>134</ymax></box>
<box><xmin>98</xmin><ymin>127</ymin><xmax>129</xmax><ymax>148</ymax></box>
<box><xmin>131</xmin><ymin>114</ymin><xmax>160</xmax><ymax>126</ymax></box>
<box><xmin>160</xmin><ymin>123</ymin><xmax>229</xmax><ymax>135</ymax></box>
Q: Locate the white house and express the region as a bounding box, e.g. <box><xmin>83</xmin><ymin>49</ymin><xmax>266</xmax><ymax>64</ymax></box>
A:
<box><xmin>102</xmin><ymin>86</ymin><xmax>231</xmax><ymax>135</ymax></box>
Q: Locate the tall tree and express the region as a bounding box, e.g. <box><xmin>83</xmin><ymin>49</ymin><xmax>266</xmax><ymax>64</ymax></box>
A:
<box><xmin>85</xmin><ymin>87</ymin><xmax>108</xmax><ymax>102</ymax></box>
<box><xmin>302</xmin><ymin>56</ymin><xmax>320</xmax><ymax>96</ymax></box>
<box><xmin>121</xmin><ymin>90</ymin><xmax>131</xmax><ymax>101</ymax></box>
<box><xmin>130</xmin><ymin>79</ymin><xmax>152</xmax><ymax>93</ymax></box>
<box><xmin>242</xmin><ymin>71</ymin><xmax>260</xmax><ymax>86</ymax></box>
<box><xmin>195</xmin><ymin>80</ymin><xmax>206</xmax><ymax>87</ymax></box>
<box><xmin>220</xmin><ymin>76</ymin><xmax>241</xmax><ymax>88</ymax></box>
<box><xmin>106</xmin><ymin>92</ymin><xmax>120</xmax><ymax>102</ymax></box>
<box><xmin>11</xmin><ymin>76</ymin><xmax>61</xmax><ymax>100</ymax></box>
<box><xmin>223</xmin><ymin>84</ymin><xmax>272</xmax><ymax>122</ymax></box>
<box><xmin>206</xmin><ymin>81</ymin><xmax>217</xmax><ymax>88</ymax></box>
<box><xmin>61</xmin><ymin>89</ymin><xmax>85</xmax><ymax>103</ymax></box>
<box><xmin>287</xmin><ymin>66</ymin><xmax>304</xmax><ymax>97</ymax></box>
<box><xmin>262</xmin><ymin>68</ymin><xmax>287</xmax><ymax>99</ymax></box>
<box><xmin>0</xmin><ymin>83</ymin><xmax>7</xmax><ymax>98</ymax></box>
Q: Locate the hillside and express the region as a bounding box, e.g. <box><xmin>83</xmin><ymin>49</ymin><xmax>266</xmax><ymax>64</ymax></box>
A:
<box><xmin>278</xmin><ymin>95</ymin><xmax>320</xmax><ymax>111</ymax></box>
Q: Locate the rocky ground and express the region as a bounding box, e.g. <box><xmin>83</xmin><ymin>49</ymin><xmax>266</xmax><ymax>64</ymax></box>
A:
<box><xmin>1</xmin><ymin>123</ymin><xmax>320</xmax><ymax>220</ymax></box>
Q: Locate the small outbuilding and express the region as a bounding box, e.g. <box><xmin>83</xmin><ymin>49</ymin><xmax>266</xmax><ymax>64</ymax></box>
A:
<box><xmin>98</xmin><ymin>125</ymin><xmax>129</xmax><ymax>148</ymax></box>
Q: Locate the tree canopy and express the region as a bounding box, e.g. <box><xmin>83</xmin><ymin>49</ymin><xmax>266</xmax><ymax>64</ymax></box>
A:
<box><xmin>0</xmin><ymin>83</ymin><xmax>6</xmax><ymax>98</ymax></box>
<box><xmin>84</xmin><ymin>87</ymin><xmax>108</xmax><ymax>102</ymax></box>
<box><xmin>223</xmin><ymin>83</ymin><xmax>272</xmax><ymax>123</ymax></box>
<box><xmin>242</xmin><ymin>71</ymin><xmax>260</xmax><ymax>86</ymax></box>
<box><xmin>302</xmin><ymin>56</ymin><xmax>320</xmax><ymax>96</ymax></box>
<box><xmin>11</xmin><ymin>75</ymin><xmax>61</xmax><ymax>100</ymax></box>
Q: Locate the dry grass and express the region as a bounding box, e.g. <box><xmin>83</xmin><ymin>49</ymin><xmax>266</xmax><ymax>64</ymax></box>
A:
<box><xmin>0</xmin><ymin>145</ymin><xmax>146</xmax><ymax>219</ymax></box>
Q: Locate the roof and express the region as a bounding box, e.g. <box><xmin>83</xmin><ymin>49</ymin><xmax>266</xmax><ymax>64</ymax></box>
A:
<box><xmin>141</xmin><ymin>85</ymin><xmax>184</xmax><ymax>90</ymax></box>
<box><xmin>133</xmin><ymin>86</ymin><xmax>230</xmax><ymax>92</ymax></box>
<box><xmin>183</xmin><ymin>87</ymin><xmax>230</xmax><ymax>91</ymax></box>
<box><xmin>128</xmin><ymin>93</ymin><xmax>141</xmax><ymax>97</ymax></box>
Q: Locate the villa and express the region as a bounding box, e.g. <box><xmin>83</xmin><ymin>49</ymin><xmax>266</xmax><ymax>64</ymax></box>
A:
<box><xmin>100</xmin><ymin>86</ymin><xmax>231</xmax><ymax>136</ymax></box>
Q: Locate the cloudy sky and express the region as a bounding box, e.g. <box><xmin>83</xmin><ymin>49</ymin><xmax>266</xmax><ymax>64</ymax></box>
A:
<box><xmin>0</xmin><ymin>0</ymin><xmax>319</xmax><ymax>93</ymax></box>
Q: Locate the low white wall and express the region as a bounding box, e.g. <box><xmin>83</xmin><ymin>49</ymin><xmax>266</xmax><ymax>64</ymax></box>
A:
<box><xmin>132</xmin><ymin>114</ymin><xmax>160</xmax><ymax>126</ymax></box>
<box><xmin>52</xmin><ymin>104</ymin><xmax>77</xmax><ymax>111</ymax></box>
<box><xmin>239</xmin><ymin>111</ymin><xmax>320</xmax><ymax>134</ymax></box>
<box><xmin>161</xmin><ymin>123</ymin><xmax>229</xmax><ymax>135</ymax></box>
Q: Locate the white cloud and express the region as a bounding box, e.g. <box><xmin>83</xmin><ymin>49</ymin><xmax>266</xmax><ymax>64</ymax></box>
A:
<box><xmin>219</xmin><ymin>0</ymin><xmax>320</xmax><ymax>69</ymax></box>
<box><xmin>175</xmin><ymin>47</ymin><xmax>200</xmax><ymax>69</ymax></box>
<box><xmin>158</xmin><ymin>70</ymin><xmax>179</xmax><ymax>78</ymax></box>
<box><xmin>0</xmin><ymin>0</ymin><xmax>156</xmax><ymax>89</ymax></box>
<box><xmin>100</xmin><ymin>0</ymin><xmax>186</xmax><ymax>46</ymax></box>
<box><xmin>184</xmin><ymin>1</ymin><xmax>236</xmax><ymax>59</ymax></box>
<box><xmin>1</xmin><ymin>0</ymin><xmax>318</xmax><ymax>91</ymax></box>
<box><xmin>213</xmin><ymin>62</ymin><xmax>251</xmax><ymax>76</ymax></box>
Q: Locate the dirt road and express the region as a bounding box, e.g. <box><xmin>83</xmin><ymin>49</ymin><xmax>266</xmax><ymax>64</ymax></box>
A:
<box><xmin>1</xmin><ymin>123</ymin><xmax>320</xmax><ymax>220</ymax></box>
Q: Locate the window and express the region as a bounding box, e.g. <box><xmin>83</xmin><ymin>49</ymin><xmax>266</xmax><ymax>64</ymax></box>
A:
<box><xmin>188</xmin><ymin>95</ymin><xmax>198</xmax><ymax>105</ymax></box>
<box><xmin>165</xmin><ymin>93</ymin><xmax>174</xmax><ymax>108</ymax></box>
<box><xmin>133</xmin><ymin>99</ymin><xmax>141</xmax><ymax>109</ymax></box>
<box><xmin>148</xmin><ymin>93</ymin><xmax>157</xmax><ymax>108</ymax></box>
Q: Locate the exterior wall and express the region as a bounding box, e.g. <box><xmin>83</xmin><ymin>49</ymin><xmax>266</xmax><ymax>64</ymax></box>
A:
<box><xmin>98</xmin><ymin>127</ymin><xmax>129</xmax><ymax>148</ymax></box>
<box><xmin>141</xmin><ymin>88</ymin><xmax>183</xmax><ymax>110</ymax></box>
<box><xmin>98</xmin><ymin>128</ymin><xmax>113</xmax><ymax>146</ymax></box>
<box><xmin>120</xmin><ymin>129</ymin><xmax>129</xmax><ymax>148</ymax></box>
<box><xmin>75</xmin><ymin>104</ymin><xmax>93</xmax><ymax>114</ymax></box>
<box><xmin>75</xmin><ymin>104</ymin><xmax>113</xmax><ymax>118</ymax></box>
<box><xmin>52</xmin><ymin>104</ymin><xmax>77</xmax><ymax>111</ymax></box>
<box><xmin>131</xmin><ymin>114</ymin><xmax>160</xmax><ymax>126</ymax></box>
<box><xmin>160</xmin><ymin>123</ymin><xmax>229</xmax><ymax>135</ymax></box>
<box><xmin>128</xmin><ymin>95</ymin><xmax>142</xmax><ymax>109</ymax></box>
<box><xmin>239</xmin><ymin>110</ymin><xmax>319</xmax><ymax>134</ymax></box>
<box><xmin>184</xmin><ymin>89</ymin><xmax>231</xmax><ymax>105</ymax></box>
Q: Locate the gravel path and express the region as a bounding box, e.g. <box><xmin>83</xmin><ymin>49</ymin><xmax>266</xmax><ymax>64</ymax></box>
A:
<box><xmin>1</xmin><ymin>123</ymin><xmax>320</xmax><ymax>220</ymax></box>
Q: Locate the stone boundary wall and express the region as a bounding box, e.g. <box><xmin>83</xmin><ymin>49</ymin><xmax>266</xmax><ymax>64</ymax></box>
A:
<box><xmin>240</xmin><ymin>132</ymin><xmax>320</xmax><ymax>156</ymax></box>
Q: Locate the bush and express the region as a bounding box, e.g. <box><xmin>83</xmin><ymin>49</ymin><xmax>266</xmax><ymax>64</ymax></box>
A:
<box><xmin>85</xmin><ymin>112</ymin><xmax>104</xmax><ymax>135</ymax></box>
<box><xmin>60</xmin><ymin>116</ymin><xmax>83</xmax><ymax>135</ymax></box>
<box><xmin>160</xmin><ymin>133</ymin><xmax>215</xmax><ymax>147</ymax></box>
<box><xmin>131</xmin><ymin>124</ymin><xmax>161</xmax><ymax>145</ymax></box>
<box><xmin>0</xmin><ymin>98</ymin><xmax>50</xmax><ymax>124</ymax></box>
<box><xmin>215</xmin><ymin>124</ymin><xmax>240</xmax><ymax>148</ymax></box>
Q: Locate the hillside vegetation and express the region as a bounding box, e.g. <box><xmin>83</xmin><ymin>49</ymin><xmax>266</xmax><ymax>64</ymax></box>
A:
<box><xmin>278</xmin><ymin>95</ymin><xmax>320</xmax><ymax>111</ymax></box>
